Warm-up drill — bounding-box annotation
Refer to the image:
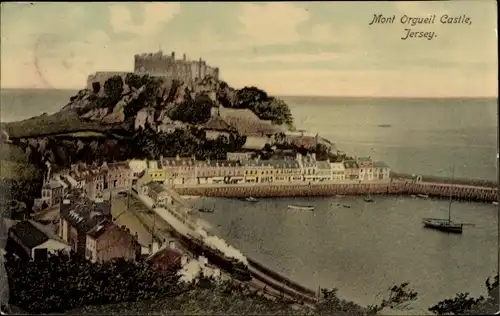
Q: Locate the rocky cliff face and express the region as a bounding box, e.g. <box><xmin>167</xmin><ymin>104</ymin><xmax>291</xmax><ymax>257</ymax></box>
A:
<box><xmin>64</xmin><ymin>75</ymin><xmax>232</xmax><ymax>133</ymax></box>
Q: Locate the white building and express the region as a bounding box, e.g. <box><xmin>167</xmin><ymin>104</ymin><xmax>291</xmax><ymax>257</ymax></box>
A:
<box><xmin>356</xmin><ymin>157</ymin><xmax>375</xmax><ymax>181</ymax></box>
<box><xmin>297</xmin><ymin>153</ymin><xmax>318</xmax><ymax>183</ymax></box>
<box><xmin>373</xmin><ymin>161</ymin><xmax>391</xmax><ymax>181</ymax></box>
<box><xmin>330</xmin><ymin>162</ymin><xmax>346</xmax><ymax>181</ymax></box>
<box><xmin>9</xmin><ymin>220</ymin><xmax>70</xmax><ymax>260</ymax></box>
<box><xmin>128</xmin><ymin>159</ymin><xmax>148</xmax><ymax>179</ymax></box>
<box><xmin>316</xmin><ymin>161</ymin><xmax>332</xmax><ymax>181</ymax></box>
<box><xmin>195</xmin><ymin>160</ymin><xmax>244</xmax><ymax>185</ymax></box>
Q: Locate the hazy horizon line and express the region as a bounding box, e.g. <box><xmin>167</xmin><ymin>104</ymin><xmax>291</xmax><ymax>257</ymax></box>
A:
<box><xmin>0</xmin><ymin>87</ymin><xmax>497</xmax><ymax>100</ymax></box>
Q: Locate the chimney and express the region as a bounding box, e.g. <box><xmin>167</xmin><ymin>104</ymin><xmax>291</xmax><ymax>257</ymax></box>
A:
<box><xmin>183</xmin><ymin>53</ymin><xmax>186</xmax><ymax>61</ymax></box>
<box><xmin>312</xmin><ymin>153</ymin><xmax>316</xmax><ymax>161</ymax></box>
<box><xmin>169</xmin><ymin>240</ymin><xmax>176</xmax><ymax>250</ymax></box>
<box><xmin>171</xmin><ymin>51</ymin><xmax>175</xmax><ymax>59</ymax></box>
<box><xmin>152</xmin><ymin>241</ymin><xmax>159</xmax><ymax>253</ymax></box>
<box><xmin>134</xmin><ymin>232</ymin><xmax>138</xmax><ymax>240</ymax></box>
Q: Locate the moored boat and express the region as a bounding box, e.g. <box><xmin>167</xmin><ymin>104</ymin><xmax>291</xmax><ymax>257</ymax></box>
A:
<box><xmin>364</xmin><ymin>196</ymin><xmax>374</xmax><ymax>203</ymax></box>
<box><xmin>417</xmin><ymin>194</ymin><xmax>429</xmax><ymax>199</ymax></box>
<box><xmin>287</xmin><ymin>204</ymin><xmax>314</xmax><ymax>211</ymax></box>
<box><xmin>493</xmin><ymin>201</ymin><xmax>498</xmax><ymax>206</ymax></box>
<box><xmin>245</xmin><ymin>197</ymin><xmax>258</xmax><ymax>202</ymax></box>
<box><xmin>198</xmin><ymin>207</ymin><xmax>214</xmax><ymax>213</ymax></box>
<box><xmin>343</xmin><ymin>204</ymin><xmax>351</xmax><ymax>208</ymax></box>
<box><xmin>422</xmin><ymin>218</ymin><xmax>463</xmax><ymax>234</ymax></box>
<box><xmin>421</xmin><ymin>163</ymin><xmax>473</xmax><ymax>234</ymax></box>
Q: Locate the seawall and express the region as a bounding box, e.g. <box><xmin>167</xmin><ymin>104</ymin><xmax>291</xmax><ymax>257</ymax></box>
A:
<box><xmin>172</xmin><ymin>179</ymin><xmax>498</xmax><ymax>203</ymax></box>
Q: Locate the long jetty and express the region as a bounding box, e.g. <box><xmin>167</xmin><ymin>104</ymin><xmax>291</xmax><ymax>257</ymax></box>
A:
<box><xmin>172</xmin><ymin>174</ymin><xmax>498</xmax><ymax>203</ymax></box>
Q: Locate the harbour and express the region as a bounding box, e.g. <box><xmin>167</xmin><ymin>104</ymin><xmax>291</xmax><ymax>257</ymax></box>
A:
<box><xmin>192</xmin><ymin>194</ymin><xmax>498</xmax><ymax>312</ymax></box>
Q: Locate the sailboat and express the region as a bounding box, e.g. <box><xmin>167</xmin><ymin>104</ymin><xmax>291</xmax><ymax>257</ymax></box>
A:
<box><xmin>364</xmin><ymin>186</ymin><xmax>374</xmax><ymax>203</ymax></box>
<box><xmin>421</xmin><ymin>164</ymin><xmax>472</xmax><ymax>234</ymax></box>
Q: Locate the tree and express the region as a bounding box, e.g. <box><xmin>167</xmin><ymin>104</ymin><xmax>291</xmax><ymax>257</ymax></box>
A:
<box><xmin>367</xmin><ymin>282</ymin><xmax>418</xmax><ymax>314</ymax></box>
<box><xmin>429</xmin><ymin>292</ymin><xmax>485</xmax><ymax>315</ymax></box>
<box><xmin>104</xmin><ymin>76</ymin><xmax>124</xmax><ymax>100</ymax></box>
<box><xmin>169</xmin><ymin>94</ymin><xmax>213</xmax><ymax>125</ymax></box>
<box><xmin>235</xmin><ymin>86</ymin><xmax>269</xmax><ymax>109</ymax></box>
<box><xmin>315</xmin><ymin>288</ymin><xmax>367</xmax><ymax>315</ymax></box>
<box><xmin>124</xmin><ymin>73</ymin><xmax>143</xmax><ymax>90</ymax></box>
<box><xmin>5</xmin><ymin>251</ymin><xmax>184</xmax><ymax>314</ymax></box>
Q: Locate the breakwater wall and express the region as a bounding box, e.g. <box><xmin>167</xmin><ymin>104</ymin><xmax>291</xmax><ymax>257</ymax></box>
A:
<box><xmin>173</xmin><ymin>180</ymin><xmax>498</xmax><ymax>202</ymax></box>
<box><xmin>391</xmin><ymin>172</ymin><xmax>497</xmax><ymax>188</ymax></box>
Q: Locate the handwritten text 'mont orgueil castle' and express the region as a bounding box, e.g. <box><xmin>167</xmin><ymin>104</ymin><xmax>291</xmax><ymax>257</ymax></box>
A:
<box><xmin>368</xmin><ymin>14</ymin><xmax>472</xmax><ymax>40</ymax></box>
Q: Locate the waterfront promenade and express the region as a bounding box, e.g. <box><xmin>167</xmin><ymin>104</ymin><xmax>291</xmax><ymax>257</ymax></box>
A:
<box><xmin>170</xmin><ymin>177</ymin><xmax>498</xmax><ymax>202</ymax></box>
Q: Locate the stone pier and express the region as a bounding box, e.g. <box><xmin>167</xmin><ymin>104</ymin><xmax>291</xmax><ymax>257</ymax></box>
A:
<box><xmin>173</xmin><ymin>179</ymin><xmax>498</xmax><ymax>203</ymax></box>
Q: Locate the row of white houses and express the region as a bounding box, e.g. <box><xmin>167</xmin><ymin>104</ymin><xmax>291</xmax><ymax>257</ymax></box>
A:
<box><xmin>128</xmin><ymin>153</ymin><xmax>391</xmax><ymax>185</ymax></box>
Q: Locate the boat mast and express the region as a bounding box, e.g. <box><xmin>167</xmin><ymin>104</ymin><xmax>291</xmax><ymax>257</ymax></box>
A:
<box><xmin>448</xmin><ymin>163</ymin><xmax>455</xmax><ymax>222</ymax></box>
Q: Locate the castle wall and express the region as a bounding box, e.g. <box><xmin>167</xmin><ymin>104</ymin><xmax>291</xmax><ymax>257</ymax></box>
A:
<box><xmin>134</xmin><ymin>51</ymin><xmax>219</xmax><ymax>83</ymax></box>
<box><xmin>86</xmin><ymin>52</ymin><xmax>220</xmax><ymax>90</ymax></box>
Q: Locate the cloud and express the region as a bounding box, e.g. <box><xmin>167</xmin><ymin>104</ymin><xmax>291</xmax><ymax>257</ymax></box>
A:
<box><xmin>0</xmin><ymin>2</ymin><xmax>497</xmax><ymax>97</ymax></box>
<box><xmin>240</xmin><ymin>52</ymin><xmax>340</xmax><ymax>63</ymax></box>
<box><xmin>109</xmin><ymin>3</ymin><xmax>181</xmax><ymax>34</ymax></box>
<box><xmin>237</xmin><ymin>3</ymin><xmax>309</xmax><ymax>45</ymax></box>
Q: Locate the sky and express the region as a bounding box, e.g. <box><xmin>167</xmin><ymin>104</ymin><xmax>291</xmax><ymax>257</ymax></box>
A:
<box><xmin>0</xmin><ymin>1</ymin><xmax>497</xmax><ymax>97</ymax></box>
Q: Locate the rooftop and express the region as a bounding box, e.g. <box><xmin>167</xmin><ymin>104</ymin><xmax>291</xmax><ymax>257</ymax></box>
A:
<box><xmin>202</xmin><ymin>115</ymin><xmax>233</xmax><ymax>132</ymax></box>
<box><xmin>60</xmin><ymin>193</ymin><xmax>111</xmax><ymax>233</ymax></box>
<box><xmin>146</xmin><ymin>181</ymin><xmax>167</xmax><ymax>195</ymax></box>
<box><xmin>218</xmin><ymin>107</ymin><xmax>283</xmax><ymax>135</ymax></box>
<box><xmin>195</xmin><ymin>160</ymin><xmax>242</xmax><ymax>168</ymax></box>
<box><xmin>316</xmin><ymin>161</ymin><xmax>331</xmax><ymax>169</ymax></box>
<box><xmin>42</xmin><ymin>180</ymin><xmax>63</xmax><ymax>190</ymax></box>
<box><xmin>10</xmin><ymin>220</ymin><xmax>65</xmax><ymax>249</ymax></box>
<box><xmin>343</xmin><ymin>160</ymin><xmax>359</xmax><ymax>169</ymax></box>
<box><xmin>160</xmin><ymin>157</ymin><xmax>195</xmax><ymax>167</ymax></box>
<box><xmin>373</xmin><ymin>161</ymin><xmax>389</xmax><ymax>168</ymax></box>
<box><xmin>87</xmin><ymin>219</ymin><xmax>118</xmax><ymax>239</ymax></box>
<box><xmin>242</xmin><ymin>159</ymin><xmax>300</xmax><ymax>169</ymax></box>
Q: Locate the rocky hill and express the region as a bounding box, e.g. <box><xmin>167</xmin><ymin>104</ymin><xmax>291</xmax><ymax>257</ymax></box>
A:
<box><xmin>4</xmin><ymin>74</ymin><xmax>293</xmax><ymax>139</ymax></box>
<box><xmin>1</xmin><ymin>74</ymin><xmax>297</xmax><ymax>169</ymax></box>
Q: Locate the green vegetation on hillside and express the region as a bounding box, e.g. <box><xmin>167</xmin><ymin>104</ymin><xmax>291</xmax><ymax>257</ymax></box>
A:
<box><xmin>3</xmin><ymin>110</ymin><xmax>114</xmax><ymax>139</ymax></box>
<box><xmin>132</xmin><ymin>125</ymin><xmax>246</xmax><ymax>161</ymax></box>
<box><xmin>4</xmin><ymin>244</ymin><xmax>498</xmax><ymax>315</ymax></box>
<box><xmin>218</xmin><ymin>85</ymin><xmax>294</xmax><ymax>128</ymax></box>
<box><xmin>168</xmin><ymin>93</ymin><xmax>214</xmax><ymax>125</ymax></box>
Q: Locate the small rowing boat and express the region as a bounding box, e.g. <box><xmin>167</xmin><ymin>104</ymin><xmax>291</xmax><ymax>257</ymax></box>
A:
<box><xmin>198</xmin><ymin>207</ymin><xmax>214</xmax><ymax>213</ymax></box>
<box><xmin>287</xmin><ymin>204</ymin><xmax>314</xmax><ymax>211</ymax></box>
<box><xmin>417</xmin><ymin>194</ymin><xmax>429</xmax><ymax>199</ymax></box>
